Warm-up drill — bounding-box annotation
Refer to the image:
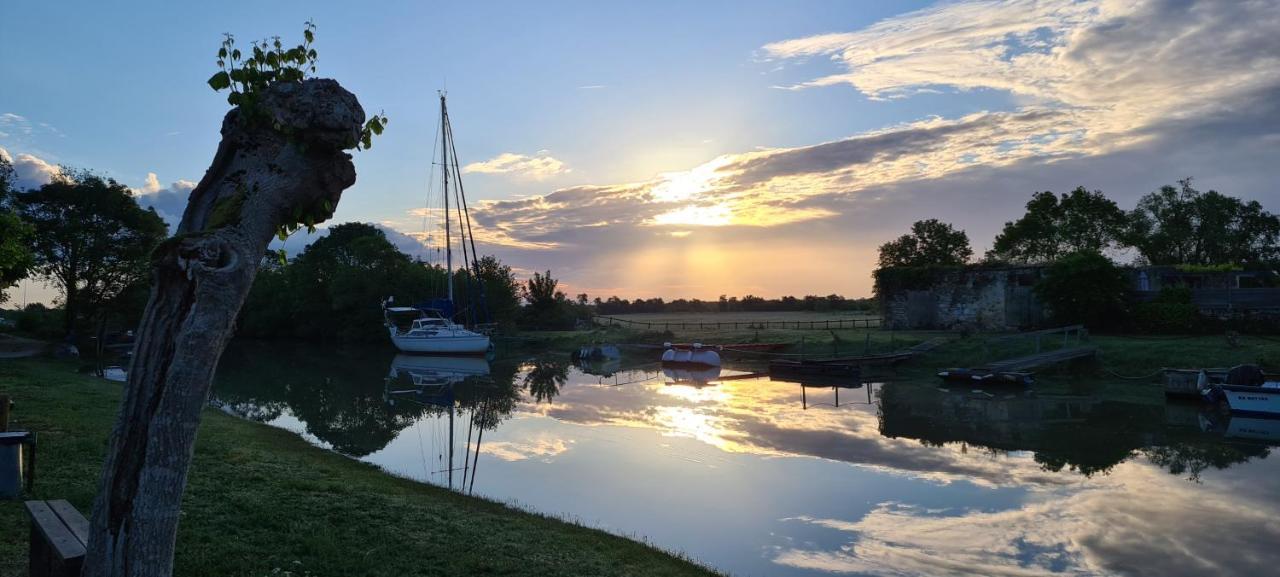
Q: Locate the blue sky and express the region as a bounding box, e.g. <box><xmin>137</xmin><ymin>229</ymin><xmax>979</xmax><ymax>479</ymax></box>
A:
<box><xmin>4</xmin><ymin>0</ymin><xmax>1280</xmax><ymax>302</ymax></box>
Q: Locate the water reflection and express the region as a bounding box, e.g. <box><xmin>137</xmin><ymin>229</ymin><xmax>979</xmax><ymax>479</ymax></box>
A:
<box><xmin>879</xmin><ymin>384</ymin><xmax>1274</xmax><ymax>480</ymax></box>
<box><xmin>211</xmin><ymin>345</ymin><xmax>1280</xmax><ymax>577</ymax></box>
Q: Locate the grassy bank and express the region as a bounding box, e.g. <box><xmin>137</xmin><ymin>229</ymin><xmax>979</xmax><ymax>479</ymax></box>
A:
<box><xmin>0</xmin><ymin>358</ymin><xmax>719</xmax><ymax>577</ymax></box>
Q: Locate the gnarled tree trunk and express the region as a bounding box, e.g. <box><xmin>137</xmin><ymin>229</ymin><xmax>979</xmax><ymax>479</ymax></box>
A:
<box><xmin>83</xmin><ymin>79</ymin><xmax>365</xmax><ymax>577</ymax></box>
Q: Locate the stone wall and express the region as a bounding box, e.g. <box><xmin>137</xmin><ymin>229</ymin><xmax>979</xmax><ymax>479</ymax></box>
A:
<box><xmin>882</xmin><ymin>267</ymin><xmax>1045</xmax><ymax>330</ymax></box>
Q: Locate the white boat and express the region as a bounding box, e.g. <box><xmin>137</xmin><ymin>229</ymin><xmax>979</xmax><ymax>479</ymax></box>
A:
<box><xmin>383</xmin><ymin>92</ymin><xmax>493</xmax><ymax>355</ymax></box>
<box><xmin>1198</xmin><ymin>366</ymin><xmax>1280</xmax><ymax>416</ymax></box>
<box><xmin>385</xmin><ymin>307</ymin><xmax>490</xmax><ymax>354</ymax></box>
<box><xmin>1212</xmin><ymin>383</ymin><xmax>1280</xmax><ymax>416</ymax></box>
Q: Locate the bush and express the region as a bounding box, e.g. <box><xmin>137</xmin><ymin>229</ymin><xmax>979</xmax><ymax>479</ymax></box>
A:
<box><xmin>1131</xmin><ymin>302</ymin><xmax>1202</xmax><ymax>333</ymax></box>
<box><xmin>1034</xmin><ymin>251</ymin><xmax>1129</xmax><ymax>330</ymax></box>
<box><xmin>1129</xmin><ymin>286</ymin><xmax>1201</xmax><ymax>333</ymax></box>
<box><xmin>14</xmin><ymin>304</ymin><xmax>65</xmax><ymax>339</ymax></box>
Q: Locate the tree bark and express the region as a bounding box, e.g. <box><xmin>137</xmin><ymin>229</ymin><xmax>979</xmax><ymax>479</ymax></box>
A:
<box><xmin>83</xmin><ymin>79</ymin><xmax>365</xmax><ymax>577</ymax></box>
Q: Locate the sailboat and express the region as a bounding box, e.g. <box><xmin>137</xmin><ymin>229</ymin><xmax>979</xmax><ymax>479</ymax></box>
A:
<box><xmin>384</xmin><ymin>93</ymin><xmax>492</xmax><ymax>355</ymax></box>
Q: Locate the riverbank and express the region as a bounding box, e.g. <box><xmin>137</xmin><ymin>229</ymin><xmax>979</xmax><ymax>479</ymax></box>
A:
<box><xmin>0</xmin><ymin>358</ymin><xmax>720</xmax><ymax>577</ymax></box>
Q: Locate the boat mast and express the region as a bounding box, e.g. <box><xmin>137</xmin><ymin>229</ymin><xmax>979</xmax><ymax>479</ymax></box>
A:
<box><xmin>441</xmin><ymin>92</ymin><xmax>454</xmax><ymax>303</ymax></box>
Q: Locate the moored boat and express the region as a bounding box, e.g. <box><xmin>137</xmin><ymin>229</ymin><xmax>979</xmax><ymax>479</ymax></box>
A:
<box><xmin>385</xmin><ymin>306</ymin><xmax>490</xmax><ymax>354</ymax></box>
<box><xmin>383</xmin><ymin>93</ymin><xmax>492</xmax><ymax>355</ymax></box>
<box><xmin>1198</xmin><ymin>364</ymin><xmax>1280</xmax><ymax>416</ymax></box>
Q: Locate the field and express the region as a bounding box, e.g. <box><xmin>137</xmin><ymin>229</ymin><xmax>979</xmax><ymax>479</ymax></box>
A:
<box><xmin>600</xmin><ymin>311</ymin><xmax>879</xmax><ymax>324</ymax></box>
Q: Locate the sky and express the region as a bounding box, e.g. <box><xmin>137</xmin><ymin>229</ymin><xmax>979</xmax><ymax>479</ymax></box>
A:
<box><xmin>3</xmin><ymin>0</ymin><xmax>1280</xmax><ymax>305</ymax></box>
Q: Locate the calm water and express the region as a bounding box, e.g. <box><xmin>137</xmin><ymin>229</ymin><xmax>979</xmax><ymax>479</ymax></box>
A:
<box><xmin>211</xmin><ymin>342</ymin><xmax>1280</xmax><ymax>577</ymax></box>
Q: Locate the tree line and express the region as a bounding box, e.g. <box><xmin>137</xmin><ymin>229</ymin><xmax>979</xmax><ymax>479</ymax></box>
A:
<box><xmin>877</xmin><ymin>180</ymin><xmax>1280</xmax><ymax>269</ymax></box>
<box><xmin>592</xmin><ymin>294</ymin><xmax>875</xmax><ymax>315</ymax></box>
<box><xmin>0</xmin><ymin>156</ymin><xmax>585</xmax><ymax>340</ymax></box>
<box><xmin>874</xmin><ymin>179</ymin><xmax>1280</xmax><ymax>331</ymax></box>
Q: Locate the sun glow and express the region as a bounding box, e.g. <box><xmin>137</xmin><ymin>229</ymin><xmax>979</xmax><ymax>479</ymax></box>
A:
<box><xmin>648</xmin><ymin>157</ymin><xmax>732</xmax><ymax>203</ymax></box>
<box><xmin>650</xmin><ymin>204</ymin><xmax>733</xmax><ymax>226</ymax></box>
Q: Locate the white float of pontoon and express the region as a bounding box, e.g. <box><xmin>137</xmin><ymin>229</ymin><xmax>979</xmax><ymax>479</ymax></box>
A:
<box><xmin>661</xmin><ymin>343</ymin><xmax>721</xmax><ymax>367</ymax></box>
<box><xmin>663</xmin><ymin>365</ymin><xmax>722</xmax><ymax>385</ymax></box>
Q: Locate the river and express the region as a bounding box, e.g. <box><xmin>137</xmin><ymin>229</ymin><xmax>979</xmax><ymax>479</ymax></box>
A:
<box><xmin>209</xmin><ymin>341</ymin><xmax>1280</xmax><ymax>577</ymax></box>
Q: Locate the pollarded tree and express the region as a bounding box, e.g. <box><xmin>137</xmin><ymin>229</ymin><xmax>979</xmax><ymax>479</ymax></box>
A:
<box><xmin>877</xmin><ymin>219</ymin><xmax>973</xmax><ymax>268</ymax></box>
<box><xmin>16</xmin><ymin>169</ymin><xmax>168</xmax><ymax>333</ymax></box>
<box><xmin>1125</xmin><ymin>178</ymin><xmax>1280</xmax><ymax>265</ymax></box>
<box><xmin>986</xmin><ymin>187</ymin><xmax>1127</xmax><ymax>263</ymax></box>
<box><xmin>83</xmin><ymin>24</ymin><xmax>386</xmax><ymax>577</ymax></box>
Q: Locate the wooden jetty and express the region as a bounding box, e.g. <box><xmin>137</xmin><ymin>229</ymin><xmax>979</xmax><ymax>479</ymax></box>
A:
<box><xmin>985</xmin><ymin>346</ymin><xmax>1097</xmax><ymax>372</ymax></box>
<box><xmin>939</xmin><ymin>345</ymin><xmax>1097</xmax><ymax>386</ymax></box>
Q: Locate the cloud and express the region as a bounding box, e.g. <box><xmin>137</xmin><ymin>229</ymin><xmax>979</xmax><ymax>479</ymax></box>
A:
<box><xmin>761</xmin><ymin>0</ymin><xmax>1280</xmax><ymax>148</ymax></box>
<box><xmin>462</xmin><ymin>151</ymin><xmax>570</xmax><ymax>179</ymax></box>
<box><xmin>0</xmin><ymin>113</ymin><xmax>64</xmax><ymax>140</ymax></box>
<box><xmin>0</xmin><ymin>146</ymin><xmax>61</xmax><ymax>190</ymax></box>
<box><xmin>130</xmin><ymin>172</ymin><xmax>197</xmax><ymax>228</ymax></box>
<box><xmin>452</xmin><ymin>0</ymin><xmax>1280</xmax><ymax>299</ymax></box>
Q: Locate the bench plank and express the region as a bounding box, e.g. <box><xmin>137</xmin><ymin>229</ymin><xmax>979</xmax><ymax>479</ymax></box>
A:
<box><xmin>25</xmin><ymin>500</ymin><xmax>87</xmax><ymax>561</ymax></box>
<box><xmin>48</xmin><ymin>500</ymin><xmax>90</xmax><ymax>545</ymax></box>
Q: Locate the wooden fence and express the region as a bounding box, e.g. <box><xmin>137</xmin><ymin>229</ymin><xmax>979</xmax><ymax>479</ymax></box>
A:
<box><xmin>592</xmin><ymin>315</ymin><xmax>883</xmax><ymax>331</ymax></box>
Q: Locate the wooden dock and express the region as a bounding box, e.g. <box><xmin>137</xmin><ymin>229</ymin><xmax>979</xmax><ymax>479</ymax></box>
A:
<box><xmin>801</xmin><ymin>336</ymin><xmax>950</xmax><ymax>366</ymax></box>
<box><xmin>983</xmin><ymin>346</ymin><xmax>1097</xmax><ymax>372</ymax></box>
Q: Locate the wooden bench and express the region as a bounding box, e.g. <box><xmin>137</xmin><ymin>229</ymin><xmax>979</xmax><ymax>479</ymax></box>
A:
<box><xmin>25</xmin><ymin>499</ymin><xmax>89</xmax><ymax>577</ymax></box>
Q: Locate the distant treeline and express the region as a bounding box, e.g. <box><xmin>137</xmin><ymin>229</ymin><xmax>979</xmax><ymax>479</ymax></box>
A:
<box><xmin>592</xmin><ymin>294</ymin><xmax>875</xmax><ymax>315</ymax></box>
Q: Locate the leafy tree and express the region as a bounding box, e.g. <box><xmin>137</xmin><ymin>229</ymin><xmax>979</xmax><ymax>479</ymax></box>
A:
<box><xmin>1125</xmin><ymin>179</ymin><xmax>1280</xmax><ymax>265</ymax></box>
<box><xmin>469</xmin><ymin>255</ymin><xmax>520</xmax><ymax>329</ymax></box>
<box><xmin>1034</xmin><ymin>251</ymin><xmax>1130</xmax><ymax>329</ymax></box>
<box><xmin>520</xmin><ymin>270</ymin><xmax>578</xmax><ymax>329</ymax></box>
<box><xmin>877</xmin><ymin>219</ymin><xmax>972</xmax><ymax>268</ymax></box>
<box><xmin>16</xmin><ymin>169</ymin><xmax>167</xmax><ymax>334</ymax></box>
<box><xmin>0</xmin><ymin>155</ymin><xmax>34</xmax><ymax>303</ymax></box>
<box><xmin>987</xmin><ymin>187</ymin><xmax>1127</xmax><ymax>263</ymax></box>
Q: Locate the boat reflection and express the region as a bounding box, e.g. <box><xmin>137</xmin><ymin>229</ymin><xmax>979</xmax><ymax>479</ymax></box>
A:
<box><xmin>385</xmin><ymin>354</ymin><xmax>490</xmax><ymax>406</ymax></box>
<box><xmin>383</xmin><ymin>354</ymin><xmax>526</xmax><ymax>493</ymax></box>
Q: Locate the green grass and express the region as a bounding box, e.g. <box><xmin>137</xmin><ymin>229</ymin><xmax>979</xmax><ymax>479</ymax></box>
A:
<box><xmin>0</xmin><ymin>358</ymin><xmax>720</xmax><ymax>577</ymax></box>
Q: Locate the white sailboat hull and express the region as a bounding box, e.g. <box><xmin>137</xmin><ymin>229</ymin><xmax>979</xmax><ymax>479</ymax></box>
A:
<box><xmin>390</xmin><ymin>332</ymin><xmax>491</xmax><ymax>354</ymax></box>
